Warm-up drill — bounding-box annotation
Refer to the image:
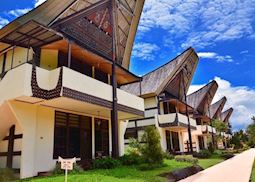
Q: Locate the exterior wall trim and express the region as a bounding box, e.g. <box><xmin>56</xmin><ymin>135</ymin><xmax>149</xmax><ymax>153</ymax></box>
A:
<box><xmin>62</xmin><ymin>87</ymin><xmax>144</xmax><ymax>116</ymax></box>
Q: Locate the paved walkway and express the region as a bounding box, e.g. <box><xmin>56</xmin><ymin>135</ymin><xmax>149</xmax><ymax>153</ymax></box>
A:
<box><xmin>180</xmin><ymin>149</ymin><xmax>255</xmax><ymax>182</ymax></box>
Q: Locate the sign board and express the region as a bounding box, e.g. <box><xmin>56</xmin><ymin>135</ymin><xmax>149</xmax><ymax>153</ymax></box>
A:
<box><xmin>58</xmin><ymin>157</ymin><xmax>77</xmax><ymax>182</ymax></box>
<box><xmin>58</xmin><ymin>157</ymin><xmax>76</xmax><ymax>170</ymax></box>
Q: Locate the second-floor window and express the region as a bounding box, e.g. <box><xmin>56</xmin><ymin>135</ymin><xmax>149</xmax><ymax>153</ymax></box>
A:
<box><xmin>163</xmin><ymin>102</ymin><xmax>176</xmax><ymax>114</ymax></box>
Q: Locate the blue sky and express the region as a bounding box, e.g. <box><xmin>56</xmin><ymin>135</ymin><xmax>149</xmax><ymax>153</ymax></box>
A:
<box><xmin>0</xmin><ymin>0</ymin><xmax>255</xmax><ymax>130</ymax></box>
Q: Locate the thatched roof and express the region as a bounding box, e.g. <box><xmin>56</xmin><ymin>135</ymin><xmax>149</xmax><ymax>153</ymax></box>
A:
<box><xmin>209</xmin><ymin>97</ymin><xmax>227</xmax><ymax>119</ymax></box>
<box><xmin>0</xmin><ymin>0</ymin><xmax>145</xmax><ymax>69</ymax></box>
<box><xmin>187</xmin><ymin>81</ymin><xmax>218</xmax><ymax>115</ymax></box>
<box><xmin>121</xmin><ymin>47</ymin><xmax>199</xmax><ymax>99</ymax></box>
<box><xmin>221</xmin><ymin>108</ymin><xmax>233</xmax><ymax>123</ymax></box>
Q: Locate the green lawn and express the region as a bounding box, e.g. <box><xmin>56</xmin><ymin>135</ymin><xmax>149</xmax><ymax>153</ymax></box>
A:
<box><xmin>198</xmin><ymin>154</ymin><xmax>225</xmax><ymax>169</ymax></box>
<box><xmin>251</xmin><ymin>160</ymin><xmax>255</xmax><ymax>182</ymax></box>
<box><xmin>19</xmin><ymin>157</ymin><xmax>224</xmax><ymax>182</ymax></box>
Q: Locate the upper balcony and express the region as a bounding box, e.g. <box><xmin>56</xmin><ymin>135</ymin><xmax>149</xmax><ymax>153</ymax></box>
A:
<box><xmin>193</xmin><ymin>125</ymin><xmax>216</xmax><ymax>135</ymax></box>
<box><xmin>0</xmin><ymin>63</ymin><xmax>144</xmax><ymax>120</ymax></box>
<box><xmin>157</xmin><ymin>113</ymin><xmax>197</xmax><ymax>131</ymax></box>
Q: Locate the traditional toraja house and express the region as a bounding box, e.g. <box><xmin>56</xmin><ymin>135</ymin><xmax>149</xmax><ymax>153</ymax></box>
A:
<box><xmin>209</xmin><ymin>97</ymin><xmax>227</xmax><ymax>120</ymax></box>
<box><xmin>122</xmin><ymin>47</ymin><xmax>199</xmax><ymax>154</ymax></box>
<box><xmin>0</xmin><ymin>0</ymin><xmax>145</xmax><ymax>178</ymax></box>
<box><xmin>209</xmin><ymin>97</ymin><xmax>228</xmax><ymax>148</ymax></box>
<box><xmin>220</xmin><ymin>108</ymin><xmax>234</xmax><ymax>146</ymax></box>
<box><xmin>183</xmin><ymin>81</ymin><xmax>218</xmax><ymax>152</ymax></box>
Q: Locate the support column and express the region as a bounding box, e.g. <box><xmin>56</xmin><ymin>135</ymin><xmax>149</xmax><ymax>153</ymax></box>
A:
<box><xmin>11</xmin><ymin>46</ymin><xmax>15</xmax><ymax>69</ymax></box>
<box><xmin>7</xmin><ymin>125</ymin><xmax>15</xmax><ymax>168</ymax></box>
<box><xmin>111</xmin><ymin>0</ymin><xmax>119</xmax><ymax>158</ymax></box>
<box><xmin>67</xmin><ymin>42</ymin><xmax>72</xmax><ymax>68</ymax></box>
<box><xmin>182</xmin><ymin>71</ymin><xmax>193</xmax><ymax>154</ymax></box>
<box><xmin>207</xmin><ymin>99</ymin><xmax>216</xmax><ymax>148</ymax></box>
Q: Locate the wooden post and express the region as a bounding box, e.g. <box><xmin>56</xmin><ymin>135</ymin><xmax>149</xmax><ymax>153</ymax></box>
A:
<box><xmin>26</xmin><ymin>39</ymin><xmax>31</xmax><ymax>62</ymax></box>
<box><xmin>68</xmin><ymin>42</ymin><xmax>72</xmax><ymax>68</ymax></box>
<box><xmin>182</xmin><ymin>71</ymin><xmax>193</xmax><ymax>154</ymax></box>
<box><xmin>7</xmin><ymin>125</ymin><xmax>15</xmax><ymax>168</ymax></box>
<box><xmin>207</xmin><ymin>99</ymin><xmax>215</xmax><ymax>148</ymax></box>
<box><xmin>11</xmin><ymin>46</ymin><xmax>15</xmax><ymax>69</ymax></box>
<box><xmin>111</xmin><ymin>0</ymin><xmax>119</xmax><ymax>158</ymax></box>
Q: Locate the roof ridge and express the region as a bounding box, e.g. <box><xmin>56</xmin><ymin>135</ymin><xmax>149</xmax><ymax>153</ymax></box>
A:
<box><xmin>188</xmin><ymin>80</ymin><xmax>217</xmax><ymax>97</ymax></box>
<box><xmin>142</xmin><ymin>47</ymin><xmax>195</xmax><ymax>77</ymax></box>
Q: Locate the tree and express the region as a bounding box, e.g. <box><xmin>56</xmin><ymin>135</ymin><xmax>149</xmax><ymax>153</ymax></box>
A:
<box><xmin>230</xmin><ymin>130</ymin><xmax>249</xmax><ymax>149</ymax></box>
<box><xmin>141</xmin><ymin>126</ymin><xmax>163</xmax><ymax>165</ymax></box>
<box><xmin>212</xmin><ymin>119</ymin><xmax>228</xmax><ymax>134</ymax></box>
<box><xmin>247</xmin><ymin>116</ymin><xmax>255</xmax><ymax>147</ymax></box>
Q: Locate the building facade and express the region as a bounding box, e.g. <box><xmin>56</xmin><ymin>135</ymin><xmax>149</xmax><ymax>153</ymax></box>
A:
<box><xmin>0</xmin><ymin>0</ymin><xmax>145</xmax><ymax>178</ymax></box>
<box><xmin>122</xmin><ymin>48</ymin><xmax>199</xmax><ymax>154</ymax></box>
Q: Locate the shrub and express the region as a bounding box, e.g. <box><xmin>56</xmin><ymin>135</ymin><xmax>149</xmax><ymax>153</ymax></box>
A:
<box><xmin>93</xmin><ymin>157</ymin><xmax>121</xmax><ymax>169</ymax></box>
<box><xmin>119</xmin><ymin>154</ymin><xmax>143</xmax><ymax>166</ymax></box>
<box><xmin>162</xmin><ymin>152</ymin><xmax>174</xmax><ymax>160</ymax></box>
<box><xmin>126</xmin><ymin>138</ymin><xmax>142</xmax><ymax>156</ymax></box>
<box><xmin>140</xmin><ymin>126</ymin><xmax>164</xmax><ymax>165</ymax></box>
<box><xmin>52</xmin><ymin>163</ymin><xmax>83</xmax><ymax>175</ymax></box>
<box><xmin>0</xmin><ymin>168</ymin><xmax>17</xmax><ymax>182</ymax></box>
<box><xmin>208</xmin><ymin>142</ymin><xmax>215</xmax><ymax>153</ymax></box>
<box><xmin>175</xmin><ymin>155</ymin><xmax>198</xmax><ymax>165</ymax></box>
<box><xmin>193</xmin><ymin>150</ymin><xmax>211</xmax><ymax>159</ymax></box>
<box><xmin>221</xmin><ymin>153</ymin><xmax>234</xmax><ymax>159</ymax></box>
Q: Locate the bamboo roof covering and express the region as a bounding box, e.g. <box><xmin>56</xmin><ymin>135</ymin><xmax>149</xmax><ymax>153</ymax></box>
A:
<box><xmin>0</xmin><ymin>20</ymin><xmax>62</xmax><ymax>48</ymax></box>
<box><xmin>0</xmin><ymin>0</ymin><xmax>145</xmax><ymax>70</ymax></box>
<box><xmin>121</xmin><ymin>48</ymin><xmax>199</xmax><ymax>98</ymax></box>
<box><xmin>187</xmin><ymin>80</ymin><xmax>218</xmax><ymax>115</ymax></box>
<box><xmin>221</xmin><ymin>108</ymin><xmax>233</xmax><ymax>123</ymax></box>
<box><xmin>209</xmin><ymin>97</ymin><xmax>227</xmax><ymax>119</ymax></box>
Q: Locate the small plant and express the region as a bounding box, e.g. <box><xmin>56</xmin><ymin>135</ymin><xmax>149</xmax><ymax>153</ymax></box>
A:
<box><xmin>119</xmin><ymin>154</ymin><xmax>143</xmax><ymax>166</ymax></box>
<box><xmin>126</xmin><ymin>138</ymin><xmax>142</xmax><ymax>156</ymax></box>
<box><xmin>52</xmin><ymin>163</ymin><xmax>83</xmax><ymax>175</ymax></box>
<box><xmin>140</xmin><ymin>126</ymin><xmax>164</xmax><ymax>165</ymax></box>
<box><xmin>193</xmin><ymin>150</ymin><xmax>211</xmax><ymax>159</ymax></box>
<box><xmin>0</xmin><ymin>168</ymin><xmax>16</xmax><ymax>182</ymax></box>
<box><xmin>93</xmin><ymin>157</ymin><xmax>121</xmax><ymax>169</ymax></box>
<box><xmin>162</xmin><ymin>152</ymin><xmax>174</xmax><ymax>160</ymax></box>
<box><xmin>175</xmin><ymin>155</ymin><xmax>198</xmax><ymax>165</ymax></box>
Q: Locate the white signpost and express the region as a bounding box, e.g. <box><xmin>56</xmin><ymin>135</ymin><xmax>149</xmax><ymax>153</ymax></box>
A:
<box><xmin>58</xmin><ymin>157</ymin><xmax>77</xmax><ymax>182</ymax></box>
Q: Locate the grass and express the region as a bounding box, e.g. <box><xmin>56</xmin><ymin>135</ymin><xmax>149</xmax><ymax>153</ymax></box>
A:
<box><xmin>198</xmin><ymin>154</ymin><xmax>225</xmax><ymax>169</ymax></box>
<box><xmin>19</xmin><ymin>156</ymin><xmax>224</xmax><ymax>182</ymax></box>
<box><xmin>251</xmin><ymin>159</ymin><xmax>255</xmax><ymax>182</ymax></box>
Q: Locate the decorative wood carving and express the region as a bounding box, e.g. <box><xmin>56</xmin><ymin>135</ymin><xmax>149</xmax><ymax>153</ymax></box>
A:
<box><xmin>31</xmin><ymin>66</ymin><xmax>63</xmax><ymax>100</ymax></box>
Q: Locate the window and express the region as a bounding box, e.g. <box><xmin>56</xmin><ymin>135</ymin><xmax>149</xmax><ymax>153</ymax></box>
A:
<box><xmin>171</xmin><ymin>131</ymin><xmax>180</xmax><ymax>152</ymax></box>
<box><xmin>196</xmin><ymin>118</ymin><xmax>202</xmax><ymax>125</ymax></box>
<box><xmin>53</xmin><ymin>111</ymin><xmax>92</xmax><ymax>159</ymax></box>
<box><xmin>198</xmin><ymin>136</ymin><xmax>205</xmax><ymax>150</ymax></box>
<box><xmin>163</xmin><ymin>102</ymin><xmax>176</xmax><ymax>114</ymax></box>
<box><xmin>95</xmin><ymin>118</ymin><xmax>109</xmax><ymax>157</ymax></box>
<box><xmin>58</xmin><ymin>51</ymin><xmax>92</xmax><ymax>77</ymax></box>
<box><xmin>124</xmin><ymin>128</ymin><xmax>138</xmax><ymax>139</ymax></box>
<box><xmin>95</xmin><ymin>69</ymin><xmax>108</xmax><ymax>84</ymax></box>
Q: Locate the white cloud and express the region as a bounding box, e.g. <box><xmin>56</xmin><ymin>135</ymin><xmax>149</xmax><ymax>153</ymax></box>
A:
<box><xmin>240</xmin><ymin>50</ymin><xmax>249</xmax><ymax>54</ymax></box>
<box><xmin>198</xmin><ymin>52</ymin><xmax>233</xmax><ymax>63</ymax></box>
<box><xmin>189</xmin><ymin>77</ymin><xmax>255</xmax><ymax>130</ymax></box>
<box><xmin>0</xmin><ymin>17</ymin><xmax>9</xmax><ymax>29</ymax></box>
<box><xmin>34</xmin><ymin>0</ymin><xmax>47</xmax><ymax>7</ymax></box>
<box><xmin>132</xmin><ymin>42</ymin><xmax>160</xmax><ymax>60</ymax></box>
<box><xmin>138</xmin><ymin>0</ymin><xmax>255</xmax><ymax>49</ymax></box>
<box><xmin>8</xmin><ymin>8</ymin><xmax>31</xmax><ymax>17</ymax></box>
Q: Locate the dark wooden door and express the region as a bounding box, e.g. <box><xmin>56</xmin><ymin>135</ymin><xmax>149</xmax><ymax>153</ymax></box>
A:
<box><xmin>80</xmin><ymin>116</ymin><xmax>92</xmax><ymax>160</ymax></box>
<box><xmin>95</xmin><ymin>118</ymin><xmax>109</xmax><ymax>157</ymax></box>
<box><xmin>166</xmin><ymin>130</ymin><xmax>171</xmax><ymax>152</ymax></box>
<box><xmin>171</xmin><ymin>131</ymin><xmax>180</xmax><ymax>151</ymax></box>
